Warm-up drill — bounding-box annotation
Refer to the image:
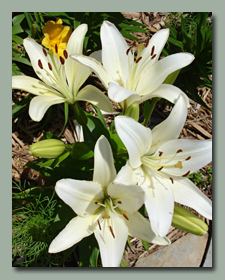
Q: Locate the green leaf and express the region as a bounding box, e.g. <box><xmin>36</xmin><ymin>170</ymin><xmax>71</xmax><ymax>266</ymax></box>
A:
<box><xmin>78</xmin><ymin>235</ymin><xmax>99</xmax><ymax>267</ymax></box>
<box><xmin>12</xmin><ymin>14</ymin><xmax>25</xmax><ymax>25</ymax></box>
<box><xmin>12</xmin><ymin>56</ymin><xmax>32</xmax><ymax>66</ymax></box>
<box><xmin>142</xmin><ymin>240</ymin><xmax>149</xmax><ymax>251</ymax></box>
<box><xmin>12</xmin><ymin>94</ymin><xmax>32</xmax><ymax>119</ymax></box>
<box><xmin>58</xmin><ymin>103</ymin><xmax>69</xmax><ymax>137</ymax></box>
<box><xmin>12</xmin><ymin>62</ymin><xmax>22</xmax><ymax>76</ymax></box>
<box><xmin>12</xmin><ymin>24</ymin><xmax>24</xmax><ymax>35</ymax></box>
<box><xmin>91</xmin><ymin>103</ymin><xmax>107</xmax><ymax>127</ymax></box>
<box><xmin>71</xmin><ymin>141</ymin><xmax>94</xmax><ymax>160</ymax></box>
<box><xmin>12</xmin><ymin>35</ymin><xmax>23</xmax><ymax>44</ymax></box>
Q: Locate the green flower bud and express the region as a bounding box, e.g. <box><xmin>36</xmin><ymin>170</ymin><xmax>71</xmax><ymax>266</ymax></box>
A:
<box><xmin>172</xmin><ymin>204</ymin><xmax>208</xmax><ymax>236</ymax></box>
<box><xmin>29</xmin><ymin>139</ymin><xmax>66</xmax><ymax>158</ymax></box>
<box><xmin>124</xmin><ymin>102</ymin><xmax>139</xmax><ymax>121</ymax></box>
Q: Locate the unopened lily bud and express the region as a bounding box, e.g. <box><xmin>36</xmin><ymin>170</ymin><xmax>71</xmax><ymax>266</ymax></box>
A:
<box><xmin>29</xmin><ymin>139</ymin><xmax>66</xmax><ymax>158</ymax></box>
<box><xmin>172</xmin><ymin>204</ymin><xmax>208</xmax><ymax>236</ymax></box>
<box><xmin>124</xmin><ymin>102</ymin><xmax>139</xmax><ymax>121</ymax></box>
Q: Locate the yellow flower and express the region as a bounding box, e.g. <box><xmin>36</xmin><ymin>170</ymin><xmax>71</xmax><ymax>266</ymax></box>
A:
<box><xmin>42</xmin><ymin>18</ymin><xmax>72</xmax><ymax>58</ymax></box>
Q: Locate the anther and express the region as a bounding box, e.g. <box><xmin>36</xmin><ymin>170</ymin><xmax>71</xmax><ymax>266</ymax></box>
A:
<box><xmin>185</xmin><ymin>156</ymin><xmax>191</xmax><ymax>161</ymax></box>
<box><xmin>182</xmin><ymin>170</ymin><xmax>191</xmax><ymax>177</ymax></box>
<box><xmin>157</xmin><ymin>166</ymin><xmax>164</xmax><ymax>171</ymax></box>
<box><xmin>158</xmin><ymin>151</ymin><xmax>163</xmax><ymax>157</ymax></box>
<box><xmin>145</xmin><ymin>37</ymin><xmax>150</xmax><ymax>48</ymax></box>
<box><xmin>60</xmin><ymin>56</ymin><xmax>65</xmax><ymax>65</ymax></box>
<box><xmin>55</xmin><ymin>44</ymin><xmax>58</xmax><ymax>54</ymax></box>
<box><xmin>109</xmin><ymin>226</ymin><xmax>115</xmax><ymax>238</ymax></box>
<box><xmin>95</xmin><ymin>201</ymin><xmax>98</xmax><ymax>205</ymax></box>
<box><xmin>117</xmin><ymin>201</ymin><xmax>122</xmax><ymax>204</ymax></box>
<box><xmin>123</xmin><ymin>213</ymin><xmax>129</xmax><ymax>220</ymax></box>
<box><xmin>136</xmin><ymin>56</ymin><xmax>142</xmax><ymax>63</ymax></box>
<box><xmin>176</xmin><ymin>149</ymin><xmax>183</xmax><ymax>153</ymax></box>
<box><xmin>97</xmin><ymin>220</ymin><xmax>101</xmax><ymax>230</ymax></box>
<box><xmin>42</xmin><ymin>48</ymin><xmax>48</xmax><ymax>57</ymax></box>
<box><xmin>38</xmin><ymin>59</ymin><xmax>43</xmax><ymax>69</ymax></box>
<box><xmin>169</xmin><ymin>177</ymin><xmax>174</xmax><ymax>184</ymax></box>
<box><xmin>126</xmin><ymin>46</ymin><xmax>132</xmax><ymax>55</ymax></box>
<box><xmin>48</xmin><ymin>62</ymin><xmax>52</xmax><ymax>71</ymax></box>
<box><xmin>63</xmin><ymin>50</ymin><xmax>68</xmax><ymax>59</ymax></box>
<box><xmin>107</xmin><ymin>195</ymin><xmax>111</xmax><ymax>199</ymax></box>
<box><xmin>151</xmin><ymin>54</ymin><xmax>156</xmax><ymax>59</ymax></box>
<box><xmin>151</xmin><ymin>45</ymin><xmax>155</xmax><ymax>56</ymax></box>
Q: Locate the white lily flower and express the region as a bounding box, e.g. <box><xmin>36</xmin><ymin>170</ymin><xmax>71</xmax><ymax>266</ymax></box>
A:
<box><xmin>12</xmin><ymin>24</ymin><xmax>113</xmax><ymax>122</ymax></box>
<box><xmin>48</xmin><ymin>135</ymin><xmax>170</xmax><ymax>267</ymax></box>
<box><xmin>115</xmin><ymin>94</ymin><xmax>212</xmax><ymax>237</ymax></box>
<box><xmin>71</xmin><ymin>21</ymin><xmax>194</xmax><ymax>110</ymax></box>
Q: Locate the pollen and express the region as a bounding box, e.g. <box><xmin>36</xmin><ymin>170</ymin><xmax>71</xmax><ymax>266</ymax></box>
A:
<box><xmin>169</xmin><ymin>177</ymin><xmax>174</xmax><ymax>184</ymax></box>
<box><xmin>60</xmin><ymin>56</ymin><xmax>65</xmax><ymax>65</ymax></box>
<box><xmin>151</xmin><ymin>45</ymin><xmax>155</xmax><ymax>56</ymax></box>
<box><xmin>55</xmin><ymin>43</ymin><xmax>58</xmax><ymax>54</ymax></box>
<box><xmin>63</xmin><ymin>50</ymin><xmax>68</xmax><ymax>59</ymax></box>
<box><xmin>185</xmin><ymin>156</ymin><xmax>191</xmax><ymax>161</ymax></box>
<box><xmin>174</xmin><ymin>161</ymin><xmax>183</xmax><ymax>169</ymax></box>
<box><xmin>136</xmin><ymin>56</ymin><xmax>142</xmax><ymax>63</ymax></box>
<box><xmin>176</xmin><ymin>149</ymin><xmax>183</xmax><ymax>153</ymax></box>
<box><xmin>145</xmin><ymin>37</ymin><xmax>150</xmax><ymax>48</ymax></box>
<box><xmin>42</xmin><ymin>48</ymin><xmax>48</xmax><ymax>57</ymax></box>
<box><xmin>158</xmin><ymin>151</ymin><xmax>163</xmax><ymax>157</ymax></box>
<box><xmin>48</xmin><ymin>62</ymin><xmax>53</xmax><ymax>71</ymax></box>
<box><xmin>182</xmin><ymin>170</ymin><xmax>191</xmax><ymax>177</ymax></box>
<box><xmin>123</xmin><ymin>213</ymin><xmax>129</xmax><ymax>220</ymax></box>
<box><xmin>38</xmin><ymin>59</ymin><xmax>43</xmax><ymax>69</ymax></box>
<box><xmin>117</xmin><ymin>201</ymin><xmax>122</xmax><ymax>204</ymax></box>
<box><xmin>157</xmin><ymin>166</ymin><xmax>164</xmax><ymax>171</ymax></box>
<box><xmin>151</xmin><ymin>54</ymin><xmax>156</xmax><ymax>59</ymax></box>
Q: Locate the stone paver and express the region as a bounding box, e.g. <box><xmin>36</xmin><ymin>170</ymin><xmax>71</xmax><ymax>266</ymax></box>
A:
<box><xmin>135</xmin><ymin>233</ymin><xmax>208</xmax><ymax>267</ymax></box>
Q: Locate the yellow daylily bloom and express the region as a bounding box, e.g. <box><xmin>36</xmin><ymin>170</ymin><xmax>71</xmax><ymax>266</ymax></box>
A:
<box><xmin>42</xmin><ymin>18</ymin><xmax>72</xmax><ymax>58</ymax></box>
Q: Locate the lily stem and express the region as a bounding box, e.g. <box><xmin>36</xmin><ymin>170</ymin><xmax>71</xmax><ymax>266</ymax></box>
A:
<box><xmin>143</xmin><ymin>97</ymin><xmax>160</xmax><ymax>127</ymax></box>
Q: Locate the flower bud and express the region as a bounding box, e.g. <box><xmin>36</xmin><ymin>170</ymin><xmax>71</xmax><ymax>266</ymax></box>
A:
<box><xmin>29</xmin><ymin>139</ymin><xmax>66</xmax><ymax>158</ymax></box>
<box><xmin>172</xmin><ymin>204</ymin><xmax>208</xmax><ymax>236</ymax></box>
<box><xmin>124</xmin><ymin>102</ymin><xmax>139</xmax><ymax>121</ymax></box>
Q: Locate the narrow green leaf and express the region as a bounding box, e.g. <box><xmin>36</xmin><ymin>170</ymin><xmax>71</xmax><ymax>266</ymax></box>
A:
<box><xmin>142</xmin><ymin>240</ymin><xmax>150</xmax><ymax>251</ymax></box>
<box><xmin>12</xmin><ymin>94</ymin><xmax>32</xmax><ymax>119</ymax></box>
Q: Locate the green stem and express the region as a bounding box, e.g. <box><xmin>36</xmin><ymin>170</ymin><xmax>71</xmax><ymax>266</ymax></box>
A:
<box><xmin>143</xmin><ymin>97</ymin><xmax>160</xmax><ymax>127</ymax></box>
<box><xmin>71</xmin><ymin>103</ymin><xmax>96</xmax><ymax>142</ymax></box>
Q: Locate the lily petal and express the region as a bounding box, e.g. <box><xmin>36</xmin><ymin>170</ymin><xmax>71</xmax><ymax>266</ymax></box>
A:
<box><xmin>29</xmin><ymin>95</ymin><xmax>65</xmax><ymax>122</ymax></box>
<box><xmin>142</xmin><ymin>168</ymin><xmax>175</xmax><ymax>237</ymax></box>
<box><xmin>55</xmin><ymin>178</ymin><xmax>104</xmax><ymax>216</ymax></box>
<box><xmin>172</xmin><ymin>177</ymin><xmax>212</xmax><ymax>220</ymax></box>
<box><xmin>136</xmin><ymin>53</ymin><xmax>194</xmax><ymax>95</ymax></box>
<box><xmin>93</xmin><ymin>135</ymin><xmax>117</xmax><ymax>187</ymax></box>
<box><xmin>101</xmin><ymin>21</ymin><xmax>130</xmax><ymax>85</ymax></box>
<box><xmin>94</xmin><ymin>211</ymin><xmax>128</xmax><ymax>267</ymax></box>
<box><xmin>48</xmin><ymin>216</ymin><xmax>93</xmax><ymax>253</ymax></box>
<box><xmin>76</xmin><ymin>85</ymin><xmax>113</xmax><ymax>112</ymax></box>
<box><xmin>150</xmin><ymin>93</ymin><xmax>188</xmax><ymax>153</ymax></box>
<box><xmin>12</xmin><ymin>75</ymin><xmax>61</xmax><ymax>97</ymax></box>
<box><xmin>151</xmin><ymin>139</ymin><xmax>212</xmax><ymax>176</ymax></box>
<box><xmin>65</xmin><ymin>24</ymin><xmax>92</xmax><ymax>94</ymax></box>
<box><xmin>126</xmin><ymin>211</ymin><xmax>171</xmax><ymax>245</ymax></box>
<box><xmin>70</xmin><ymin>54</ymin><xmax>113</xmax><ymax>89</ymax></box>
<box><xmin>115</xmin><ymin>116</ymin><xmax>152</xmax><ymax>168</ymax></box>
<box><xmin>108</xmin><ymin>182</ymin><xmax>144</xmax><ymax>213</ymax></box>
<box><xmin>108</xmin><ymin>82</ymin><xmax>140</xmax><ymax>103</ymax></box>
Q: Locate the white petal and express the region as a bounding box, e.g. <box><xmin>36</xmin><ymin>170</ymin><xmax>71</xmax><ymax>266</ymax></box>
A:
<box><xmin>76</xmin><ymin>85</ymin><xmax>113</xmax><ymax>112</ymax></box>
<box><xmin>108</xmin><ymin>182</ymin><xmax>145</xmax><ymax>213</ymax></box>
<box><xmin>126</xmin><ymin>211</ymin><xmax>171</xmax><ymax>245</ymax></box>
<box><xmin>94</xmin><ymin>211</ymin><xmax>128</xmax><ymax>267</ymax></box>
<box><xmin>151</xmin><ymin>139</ymin><xmax>212</xmax><ymax>176</ymax></box>
<box><xmin>65</xmin><ymin>24</ymin><xmax>92</xmax><ymax>93</ymax></box>
<box><xmin>55</xmin><ymin>178</ymin><xmax>104</xmax><ymax>216</ymax></box>
<box><xmin>48</xmin><ymin>216</ymin><xmax>93</xmax><ymax>253</ymax></box>
<box><xmin>29</xmin><ymin>95</ymin><xmax>65</xmax><ymax>122</ymax></box>
<box><xmin>93</xmin><ymin>135</ymin><xmax>117</xmax><ymax>186</ymax></box>
<box><xmin>70</xmin><ymin>54</ymin><xmax>113</xmax><ymax>89</ymax></box>
<box><xmin>141</xmin><ymin>83</ymin><xmax>190</xmax><ymax>107</ymax></box>
<box><xmin>143</xmin><ymin>168</ymin><xmax>175</xmax><ymax>237</ymax></box>
<box><xmin>89</xmin><ymin>50</ymin><xmax>102</xmax><ymax>63</ymax></box>
<box><xmin>136</xmin><ymin>53</ymin><xmax>194</xmax><ymax>95</ymax></box>
<box><xmin>101</xmin><ymin>21</ymin><xmax>130</xmax><ymax>85</ymax></box>
<box><xmin>108</xmin><ymin>82</ymin><xmax>139</xmax><ymax>103</ymax></box>
<box><xmin>172</xmin><ymin>177</ymin><xmax>212</xmax><ymax>220</ymax></box>
<box><xmin>150</xmin><ymin>93</ymin><xmax>188</xmax><ymax>153</ymax></box>
<box><xmin>12</xmin><ymin>75</ymin><xmax>61</xmax><ymax>97</ymax></box>
<box><xmin>115</xmin><ymin>116</ymin><xmax>152</xmax><ymax>168</ymax></box>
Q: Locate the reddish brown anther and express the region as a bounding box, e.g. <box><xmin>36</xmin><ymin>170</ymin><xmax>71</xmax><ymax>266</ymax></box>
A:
<box><xmin>169</xmin><ymin>177</ymin><xmax>174</xmax><ymax>184</ymax></box>
<box><xmin>157</xmin><ymin>166</ymin><xmax>164</xmax><ymax>171</ymax></box>
<box><xmin>55</xmin><ymin>44</ymin><xmax>58</xmax><ymax>54</ymax></box>
<box><xmin>151</xmin><ymin>45</ymin><xmax>155</xmax><ymax>56</ymax></box>
<box><xmin>123</xmin><ymin>213</ymin><xmax>129</xmax><ymax>220</ymax></box>
<box><xmin>158</xmin><ymin>151</ymin><xmax>163</xmax><ymax>157</ymax></box>
<box><xmin>136</xmin><ymin>56</ymin><xmax>142</xmax><ymax>63</ymax></box>
<box><xmin>63</xmin><ymin>50</ymin><xmax>68</xmax><ymax>59</ymax></box>
<box><xmin>38</xmin><ymin>59</ymin><xmax>43</xmax><ymax>69</ymax></box>
<box><xmin>48</xmin><ymin>62</ymin><xmax>52</xmax><ymax>71</ymax></box>
<box><xmin>176</xmin><ymin>149</ymin><xmax>183</xmax><ymax>153</ymax></box>
<box><xmin>42</xmin><ymin>48</ymin><xmax>48</xmax><ymax>57</ymax></box>
<box><xmin>97</xmin><ymin>220</ymin><xmax>101</xmax><ymax>230</ymax></box>
<box><xmin>95</xmin><ymin>201</ymin><xmax>98</xmax><ymax>205</ymax></box>
<box><xmin>185</xmin><ymin>156</ymin><xmax>191</xmax><ymax>161</ymax></box>
<box><xmin>109</xmin><ymin>226</ymin><xmax>115</xmax><ymax>238</ymax></box>
<box><xmin>117</xmin><ymin>201</ymin><xmax>122</xmax><ymax>204</ymax></box>
<box><xmin>182</xmin><ymin>170</ymin><xmax>191</xmax><ymax>177</ymax></box>
<box><xmin>151</xmin><ymin>54</ymin><xmax>157</xmax><ymax>59</ymax></box>
<box><xmin>60</xmin><ymin>56</ymin><xmax>65</xmax><ymax>65</ymax></box>
<box><xmin>145</xmin><ymin>37</ymin><xmax>150</xmax><ymax>48</ymax></box>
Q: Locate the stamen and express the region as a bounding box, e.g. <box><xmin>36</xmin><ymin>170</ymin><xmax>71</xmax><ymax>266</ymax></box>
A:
<box><xmin>151</xmin><ymin>45</ymin><xmax>155</xmax><ymax>56</ymax></box>
<box><xmin>145</xmin><ymin>37</ymin><xmax>150</xmax><ymax>48</ymax></box>
<box><xmin>157</xmin><ymin>166</ymin><xmax>164</xmax><ymax>171</ymax></box>
<box><xmin>136</xmin><ymin>56</ymin><xmax>142</xmax><ymax>63</ymax></box>
<box><xmin>151</xmin><ymin>54</ymin><xmax>157</xmax><ymax>59</ymax></box>
<box><xmin>38</xmin><ymin>59</ymin><xmax>43</xmax><ymax>69</ymax></box>
<box><xmin>126</xmin><ymin>46</ymin><xmax>132</xmax><ymax>55</ymax></box>
<box><xmin>185</xmin><ymin>156</ymin><xmax>191</xmax><ymax>161</ymax></box>
<box><xmin>107</xmin><ymin>195</ymin><xmax>111</xmax><ymax>199</ymax></box>
<box><xmin>109</xmin><ymin>226</ymin><xmax>115</xmax><ymax>238</ymax></box>
<box><xmin>97</xmin><ymin>220</ymin><xmax>101</xmax><ymax>230</ymax></box>
<box><xmin>42</xmin><ymin>48</ymin><xmax>48</xmax><ymax>57</ymax></box>
<box><xmin>176</xmin><ymin>149</ymin><xmax>183</xmax><ymax>153</ymax></box>
<box><xmin>60</xmin><ymin>56</ymin><xmax>65</xmax><ymax>65</ymax></box>
<box><xmin>95</xmin><ymin>201</ymin><xmax>98</xmax><ymax>205</ymax></box>
<box><xmin>63</xmin><ymin>50</ymin><xmax>68</xmax><ymax>59</ymax></box>
<box><xmin>158</xmin><ymin>151</ymin><xmax>163</xmax><ymax>157</ymax></box>
<box><xmin>55</xmin><ymin>44</ymin><xmax>58</xmax><ymax>54</ymax></box>
<box><xmin>123</xmin><ymin>213</ymin><xmax>129</xmax><ymax>220</ymax></box>
<box><xmin>182</xmin><ymin>170</ymin><xmax>191</xmax><ymax>177</ymax></box>
<box><xmin>48</xmin><ymin>62</ymin><xmax>53</xmax><ymax>71</ymax></box>
<box><xmin>169</xmin><ymin>177</ymin><xmax>174</xmax><ymax>184</ymax></box>
<box><xmin>117</xmin><ymin>201</ymin><xmax>122</xmax><ymax>204</ymax></box>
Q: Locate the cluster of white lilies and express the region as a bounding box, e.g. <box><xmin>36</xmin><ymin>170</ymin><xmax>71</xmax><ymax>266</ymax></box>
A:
<box><xmin>12</xmin><ymin>20</ymin><xmax>212</xmax><ymax>267</ymax></box>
